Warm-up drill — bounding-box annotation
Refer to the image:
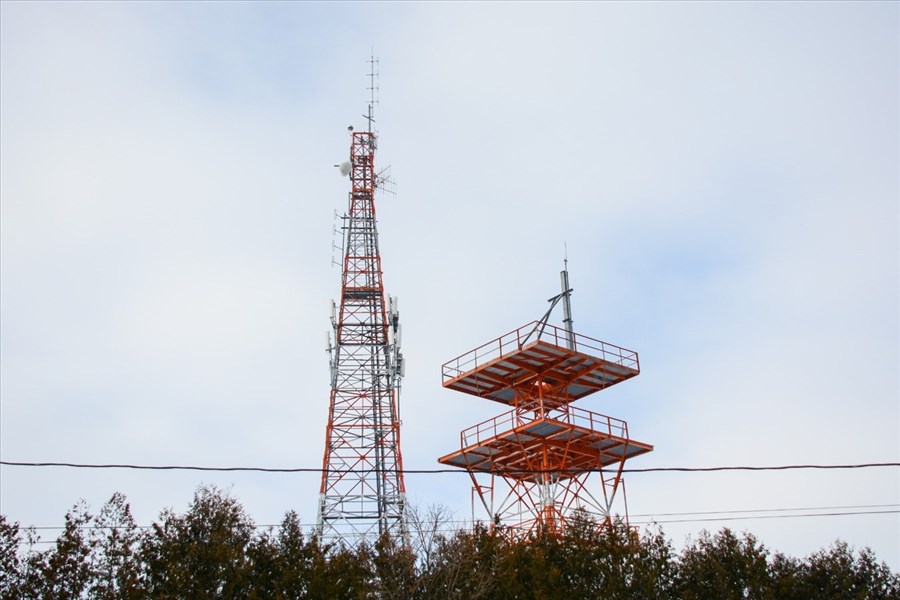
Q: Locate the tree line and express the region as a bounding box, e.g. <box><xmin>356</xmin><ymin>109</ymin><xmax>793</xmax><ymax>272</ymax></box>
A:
<box><xmin>1</xmin><ymin>485</ymin><xmax>897</xmax><ymax>599</ymax></box>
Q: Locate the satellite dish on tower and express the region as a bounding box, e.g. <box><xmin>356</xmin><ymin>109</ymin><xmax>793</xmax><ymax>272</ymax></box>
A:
<box><xmin>339</xmin><ymin>162</ymin><xmax>351</xmax><ymax>176</ymax></box>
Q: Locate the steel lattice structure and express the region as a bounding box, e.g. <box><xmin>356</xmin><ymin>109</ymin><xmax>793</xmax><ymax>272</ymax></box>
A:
<box><xmin>438</xmin><ymin>271</ymin><xmax>652</xmax><ymax>535</ymax></box>
<box><xmin>316</xmin><ymin>119</ymin><xmax>407</xmax><ymax>545</ymax></box>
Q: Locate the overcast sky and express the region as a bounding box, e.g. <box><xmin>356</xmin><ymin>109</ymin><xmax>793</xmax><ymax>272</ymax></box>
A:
<box><xmin>1</xmin><ymin>1</ymin><xmax>898</xmax><ymax>569</ymax></box>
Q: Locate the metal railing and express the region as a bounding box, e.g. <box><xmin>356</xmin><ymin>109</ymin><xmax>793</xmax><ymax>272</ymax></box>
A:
<box><xmin>442</xmin><ymin>321</ymin><xmax>639</xmax><ymax>383</ymax></box>
<box><xmin>460</xmin><ymin>405</ymin><xmax>630</xmax><ymax>450</ymax></box>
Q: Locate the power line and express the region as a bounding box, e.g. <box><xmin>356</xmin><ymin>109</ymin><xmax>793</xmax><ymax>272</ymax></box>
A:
<box><xmin>1</xmin><ymin>460</ymin><xmax>898</xmax><ymax>474</ymax></box>
<box><xmin>623</xmin><ymin>463</ymin><xmax>900</xmax><ymax>473</ymax></box>
<box><xmin>22</xmin><ymin>503</ymin><xmax>900</xmax><ymax>531</ymax></box>
<box><xmin>0</xmin><ymin>461</ymin><xmax>308</xmax><ymax>473</ymax></box>
<box><xmin>631</xmin><ymin>510</ymin><xmax>900</xmax><ymax>526</ymax></box>
<box><xmin>630</xmin><ymin>503</ymin><xmax>900</xmax><ymax>518</ymax></box>
<box><xmin>16</xmin><ymin>508</ymin><xmax>900</xmax><ymax>546</ymax></box>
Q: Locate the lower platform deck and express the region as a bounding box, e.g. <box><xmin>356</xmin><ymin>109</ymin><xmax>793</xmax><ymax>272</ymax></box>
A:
<box><xmin>438</xmin><ymin>406</ymin><xmax>653</xmax><ymax>483</ymax></box>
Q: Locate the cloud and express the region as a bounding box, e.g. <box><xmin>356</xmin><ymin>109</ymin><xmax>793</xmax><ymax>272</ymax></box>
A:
<box><xmin>1</xmin><ymin>0</ymin><xmax>897</xmax><ymax>569</ymax></box>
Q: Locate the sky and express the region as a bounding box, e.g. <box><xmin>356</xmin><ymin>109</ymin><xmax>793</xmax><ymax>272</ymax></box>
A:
<box><xmin>1</xmin><ymin>0</ymin><xmax>898</xmax><ymax>569</ymax></box>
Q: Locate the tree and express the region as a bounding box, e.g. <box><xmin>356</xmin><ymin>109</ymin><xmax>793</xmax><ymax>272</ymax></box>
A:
<box><xmin>800</xmin><ymin>541</ymin><xmax>900</xmax><ymax>600</ymax></box>
<box><xmin>767</xmin><ymin>551</ymin><xmax>807</xmax><ymax>600</ymax></box>
<box><xmin>554</xmin><ymin>514</ymin><xmax>676</xmax><ymax>599</ymax></box>
<box><xmin>270</xmin><ymin>510</ymin><xmax>311</xmax><ymax>597</ymax></box>
<box><xmin>0</xmin><ymin>515</ymin><xmax>22</xmax><ymax>599</ymax></box>
<box><xmin>630</xmin><ymin>523</ymin><xmax>679</xmax><ymax>599</ymax></box>
<box><xmin>676</xmin><ymin>528</ymin><xmax>771</xmax><ymax>600</ymax></box>
<box><xmin>317</xmin><ymin>542</ymin><xmax>374</xmax><ymax>600</ymax></box>
<box><xmin>492</xmin><ymin>528</ymin><xmax>564</xmax><ymax>599</ymax></box>
<box><xmin>141</xmin><ymin>484</ymin><xmax>255</xmax><ymax>599</ymax></box>
<box><xmin>406</xmin><ymin>504</ymin><xmax>451</xmax><ymax>598</ymax></box>
<box><xmin>88</xmin><ymin>492</ymin><xmax>145</xmax><ymax>599</ymax></box>
<box><xmin>419</xmin><ymin>523</ymin><xmax>499</xmax><ymax>600</ymax></box>
<box><xmin>19</xmin><ymin>501</ymin><xmax>94</xmax><ymax>599</ymax></box>
<box><xmin>245</xmin><ymin>524</ymin><xmax>279</xmax><ymax>600</ymax></box>
<box><xmin>373</xmin><ymin>533</ymin><xmax>417</xmax><ymax>600</ymax></box>
<box><xmin>4</xmin><ymin>486</ymin><xmax>900</xmax><ymax>598</ymax></box>
<box><xmin>245</xmin><ymin>510</ymin><xmax>322</xmax><ymax>599</ymax></box>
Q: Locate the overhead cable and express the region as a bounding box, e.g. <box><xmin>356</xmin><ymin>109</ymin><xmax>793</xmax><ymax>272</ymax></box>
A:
<box><xmin>1</xmin><ymin>460</ymin><xmax>898</xmax><ymax>474</ymax></box>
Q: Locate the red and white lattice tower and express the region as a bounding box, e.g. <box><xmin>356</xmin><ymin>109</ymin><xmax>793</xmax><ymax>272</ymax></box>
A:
<box><xmin>317</xmin><ymin>60</ymin><xmax>407</xmax><ymax>544</ymax></box>
<box><xmin>439</xmin><ymin>266</ymin><xmax>653</xmax><ymax>535</ymax></box>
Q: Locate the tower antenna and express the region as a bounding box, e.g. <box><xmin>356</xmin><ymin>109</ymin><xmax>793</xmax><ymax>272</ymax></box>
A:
<box><xmin>317</xmin><ymin>58</ymin><xmax>407</xmax><ymax>546</ymax></box>
<box><xmin>560</xmin><ymin>252</ymin><xmax>575</xmax><ymax>350</ymax></box>
<box><xmin>365</xmin><ymin>53</ymin><xmax>379</xmax><ymax>133</ymax></box>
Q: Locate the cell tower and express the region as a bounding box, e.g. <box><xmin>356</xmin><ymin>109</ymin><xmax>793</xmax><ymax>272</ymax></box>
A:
<box><xmin>438</xmin><ymin>265</ymin><xmax>652</xmax><ymax>535</ymax></box>
<box><xmin>317</xmin><ymin>57</ymin><xmax>407</xmax><ymax>544</ymax></box>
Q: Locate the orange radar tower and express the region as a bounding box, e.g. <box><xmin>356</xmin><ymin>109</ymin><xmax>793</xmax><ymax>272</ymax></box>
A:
<box><xmin>438</xmin><ymin>266</ymin><xmax>652</xmax><ymax>535</ymax></box>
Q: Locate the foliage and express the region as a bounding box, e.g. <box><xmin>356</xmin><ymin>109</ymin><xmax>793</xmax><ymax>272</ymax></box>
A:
<box><xmin>89</xmin><ymin>492</ymin><xmax>143</xmax><ymax>599</ymax></box>
<box><xmin>141</xmin><ymin>485</ymin><xmax>256</xmax><ymax>599</ymax></box>
<box><xmin>676</xmin><ymin>528</ymin><xmax>771</xmax><ymax>599</ymax></box>
<box><xmin>0</xmin><ymin>515</ymin><xmax>22</xmax><ymax>599</ymax></box>
<box><xmin>800</xmin><ymin>541</ymin><xmax>900</xmax><ymax>600</ymax></box>
<box><xmin>1</xmin><ymin>487</ymin><xmax>898</xmax><ymax>599</ymax></box>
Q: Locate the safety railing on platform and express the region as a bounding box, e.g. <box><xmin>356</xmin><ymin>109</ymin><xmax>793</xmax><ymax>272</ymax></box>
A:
<box><xmin>442</xmin><ymin>321</ymin><xmax>639</xmax><ymax>383</ymax></box>
<box><xmin>460</xmin><ymin>405</ymin><xmax>630</xmax><ymax>450</ymax></box>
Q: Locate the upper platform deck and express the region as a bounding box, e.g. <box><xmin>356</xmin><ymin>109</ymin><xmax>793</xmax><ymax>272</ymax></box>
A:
<box><xmin>442</xmin><ymin>321</ymin><xmax>640</xmax><ymax>405</ymax></box>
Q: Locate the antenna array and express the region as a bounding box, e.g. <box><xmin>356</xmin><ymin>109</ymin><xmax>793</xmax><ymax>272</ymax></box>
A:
<box><xmin>317</xmin><ymin>58</ymin><xmax>408</xmax><ymax>545</ymax></box>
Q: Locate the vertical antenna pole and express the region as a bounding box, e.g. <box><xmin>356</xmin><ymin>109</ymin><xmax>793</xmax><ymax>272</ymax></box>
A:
<box><xmin>366</xmin><ymin>53</ymin><xmax>379</xmax><ymax>133</ymax></box>
<box><xmin>560</xmin><ymin>257</ymin><xmax>575</xmax><ymax>350</ymax></box>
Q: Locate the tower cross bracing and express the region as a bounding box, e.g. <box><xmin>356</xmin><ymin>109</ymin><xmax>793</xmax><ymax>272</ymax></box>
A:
<box><xmin>317</xmin><ymin>121</ymin><xmax>407</xmax><ymax>545</ymax></box>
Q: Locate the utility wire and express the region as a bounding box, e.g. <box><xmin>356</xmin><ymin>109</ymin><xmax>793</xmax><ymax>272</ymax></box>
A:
<box><xmin>16</xmin><ymin>508</ymin><xmax>900</xmax><ymax>546</ymax></box>
<box><xmin>22</xmin><ymin>504</ymin><xmax>900</xmax><ymax>531</ymax></box>
<box><xmin>1</xmin><ymin>461</ymin><xmax>898</xmax><ymax>474</ymax></box>
<box><xmin>630</xmin><ymin>503</ymin><xmax>900</xmax><ymax>518</ymax></box>
<box><xmin>623</xmin><ymin>463</ymin><xmax>900</xmax><ymax>473</ymax></box>
<box><xmin>631</xmin><ymin>509</ymin><xmax>900</xmax><ymax>526</ymax></box>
